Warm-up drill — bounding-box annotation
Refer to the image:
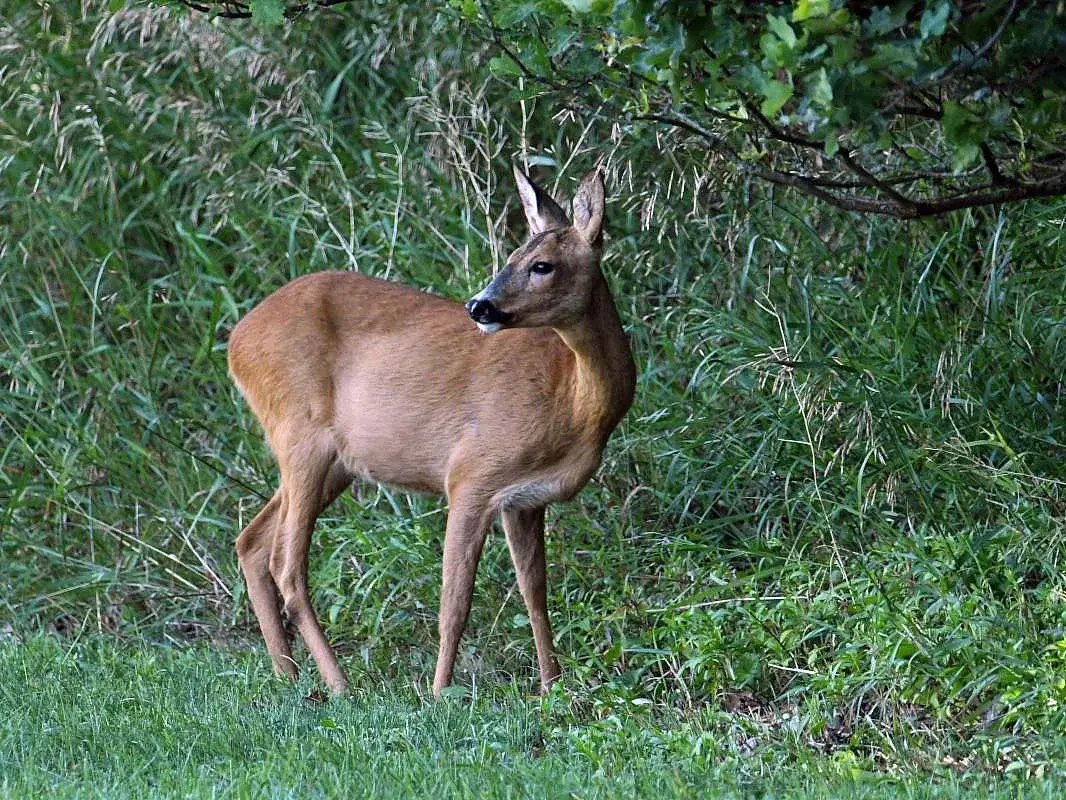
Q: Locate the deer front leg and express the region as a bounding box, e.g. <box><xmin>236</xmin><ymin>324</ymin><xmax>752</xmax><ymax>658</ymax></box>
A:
<box><xmin>433</xmin><ymin>493</ymin><xmax>493</xmax><ymax>696</ymax></box>
<box><xmin>502</xmin><ymin>506</ymin><xmax>561</xmax><ymax>694</ymax></box>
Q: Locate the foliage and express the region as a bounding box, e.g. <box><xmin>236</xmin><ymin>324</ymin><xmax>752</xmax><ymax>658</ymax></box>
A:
<box><xmin>467</xmin><ymin>0</ymin><xmax>1066</xmax><ymax>217</ymax></box>
<box><xmin>176</xmin><ymin>1</ymin><xmax>1066</xmax><ymax>216</ymax></box>
<box><xmin>2</xmin><ymin>0</ymin><xmax>1066</xmax><ymax>786</ymax></box>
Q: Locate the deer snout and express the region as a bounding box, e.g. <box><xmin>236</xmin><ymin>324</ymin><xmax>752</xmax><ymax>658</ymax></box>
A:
<box><xmin>465</xmin><ymin>297</ymin><xmax>512</xmax><ymax>332</ymax></box>
<box><xmin>465</xmin><ymin>297</ymin><xmax>499</xmax><ymax>322</ymax></box>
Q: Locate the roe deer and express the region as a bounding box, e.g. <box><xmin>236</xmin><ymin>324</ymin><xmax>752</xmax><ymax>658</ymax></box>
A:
<box><xmin>228</xmin><ymin>166</ymin><xmax>635</xmax><ymax>696</ymax></box>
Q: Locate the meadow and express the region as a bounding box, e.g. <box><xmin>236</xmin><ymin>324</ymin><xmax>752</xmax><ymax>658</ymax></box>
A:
<box><xmin>1</xmin><ymin>2</ymin><xmax>1065</xmax><ymax>795</ymax></box>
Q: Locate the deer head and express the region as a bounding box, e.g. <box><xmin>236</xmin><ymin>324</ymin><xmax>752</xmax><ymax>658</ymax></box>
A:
<box><xmin>466</xmin><ymin>166</ymin><xmax>606</xmax><ymax>333</ymax></box>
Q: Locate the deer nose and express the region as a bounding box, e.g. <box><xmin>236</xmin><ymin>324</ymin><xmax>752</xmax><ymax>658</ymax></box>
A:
<box><xmin>466</xmin><ymin>298</ymin><xmax>504</xmax><ymax>325</ymax></box>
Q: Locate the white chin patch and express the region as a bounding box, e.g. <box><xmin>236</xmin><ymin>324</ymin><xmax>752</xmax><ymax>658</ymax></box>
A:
<box><xmin>476</xmin><ymin>322</ymin><xmax>503</xmax><ymax>334</ymax></box>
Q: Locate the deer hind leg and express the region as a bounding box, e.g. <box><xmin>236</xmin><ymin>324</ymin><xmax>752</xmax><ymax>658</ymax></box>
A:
<box><xmin>268</xmin><ymin>433</ymin><xmax>353</xmax><ymax>695</ymax></box>
<box><xmin>432</xmin><ymin>490</ymin><xmax>495</xmax><ymax>696</ymax></box>
<box><xmin>502</xmin><ymin>507</ymin><xmax>561</xmax><ymax>694</ymax></box>
<box><xmin>236</xmin><ymin>491</ymin><xmax>296</xmax><ymax>681</ymax></box>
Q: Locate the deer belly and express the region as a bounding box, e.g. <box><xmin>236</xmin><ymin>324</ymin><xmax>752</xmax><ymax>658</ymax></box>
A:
<box><xmin>330</xmin><ymin>380</ymin><xmax>463</xmax><ymax>495</ymax></box>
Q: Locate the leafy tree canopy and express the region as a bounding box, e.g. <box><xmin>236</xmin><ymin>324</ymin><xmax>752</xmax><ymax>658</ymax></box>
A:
<box><xmin>186</xmin><ymin>0</ymin><xmax>1066</xmax><ymax>217</ymax></box>
<box><xmin>471</xmin><ymin>0</ymin><xmax>1066</xmax><ymax>217</ymax></box>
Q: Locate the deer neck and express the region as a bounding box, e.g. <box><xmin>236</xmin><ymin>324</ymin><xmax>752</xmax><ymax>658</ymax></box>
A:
<box><xmin>554</xmin><ymin>276</ymin><xmax>636</xmax><ymax>439</ymax></box>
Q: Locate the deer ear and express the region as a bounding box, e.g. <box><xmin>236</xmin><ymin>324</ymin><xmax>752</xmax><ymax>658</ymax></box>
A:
<box><xmin>514</xmin><ymin>165</ymin><xmax>569</xmax><ymax>236</ymax></box>
<box><xmin>572</xmin><ymin>169</ymin><xmax>605</xmax><ymax>247</ymax></box>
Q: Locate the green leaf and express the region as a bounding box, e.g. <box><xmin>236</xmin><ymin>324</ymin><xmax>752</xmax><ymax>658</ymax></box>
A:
<box><xmin>951</xmin><ymin>142</ymin><xmax>981</xmax><ymax>172</ymax></box>
<box><xmin>864</xmin><ymin>6</ymin><xmax>906</xmax><ymax>36</ymax></box>
<box><xmin>809</xmin><ymin>67</ymin><xmax>832</xmax><ymax>107</ymax></box>
<box><xmin>761</xmin><ymin>79</ymin><xmax>794</xmax><ymax>116</ymax></box>
<box><xmin>823</xmin><ymin>131</ymin><xmax>839</xmax><ymax>157</ymax></box>
<box><xmin>250</xmin><ymin>0</ymin><xmax>284</xmax><ymax>27</ymax></box>
<box><xmin>942</xmin><ymin>100</ymin><xmax>977</xmax><ymax>144</ymax></box>
<box><xmin>942</xmin><ymin>100</ymin><xmax>982</xmax><ymax>172</ymax></box>
<box><xmin>767</xmin><ymin>15</ymin><xmax>797</xmax><ymax>49</ymax></box>
<box><xmin>488</xmin><ymin>55</ymin><xmax>523</xmax><ymax>78</ymax></box>
<box><xmin>919</xmin><ymin>1</ymin><xmax>951</xmax><ymax>40</ymax></box>
<box><xmin>804</xmin><ymin>8</ymin><xmax>850</xmax><ymax>34</ymax></box>
<box><xmin>793</xmin><ymin>0</ymin><xmax>829</xmax><ymax>23</ymax></box>
<box><xmin>760</xmin><ymin>32</ymin><xmax>791</xmax><ymax>64</ymax></box>
<box><xmin>866</xmin><ymin>42</ymin><xmax>918</xmax><ymax>75</ymax></box>
<box><xmin>548</xmin><ymin>26</ymin><xmax>578</xmax><ymax>58</ymax></box>
<box><xmin>496</xmin><ymin>2</ymin><xmax>542</xmax><ymax>27</ymax></box>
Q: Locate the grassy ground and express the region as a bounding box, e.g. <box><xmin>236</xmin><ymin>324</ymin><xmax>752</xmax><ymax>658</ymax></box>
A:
<box><xmin>2</xmin><ymin>1</ymin><xmax>1066</xmax><ymax>793</ymax></box>
<box><xmin>2</xmin><ymin>635</ymin><xmax>1059</xmax><ymax>799</ymax></box>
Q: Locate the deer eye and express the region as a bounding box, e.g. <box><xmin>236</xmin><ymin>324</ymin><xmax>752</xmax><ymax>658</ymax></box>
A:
<box><xmin>530</xmin><ymin>261</ymin><xmax>554</xmax><ymax>275</ymax></box>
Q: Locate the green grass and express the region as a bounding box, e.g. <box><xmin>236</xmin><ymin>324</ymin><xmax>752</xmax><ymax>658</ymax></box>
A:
<box><xmin>2</xmin><ymin>634</ymin><xmax>1058</xmax><ymax>799</ymax></box>
<box><xmin>2</xmin><ymin>0</ymin><xmax>1066</xmax><ymax>793</ymax></box>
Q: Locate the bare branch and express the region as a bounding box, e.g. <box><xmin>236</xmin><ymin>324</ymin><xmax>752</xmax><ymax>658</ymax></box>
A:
<box><xmin>633</xmin><ymin>112</ymin><xmax>740</xmax><ymax>160</ymax></box>
<box><xmin>836</xmin><ymin>149</ymin><xmax>918</xmax><ymax>209</ymax></box>
<box><xmin>894</xmin><ymin>104</ymin><xmax>942</xmax><ymax>120</ymax></box>
<box><xmin>176</xmin><ymin>0</ymin><xmax>353</xmax><ymax>20</ymax></box>
<box><xmin>757</xmin><ymin>166</ymin><xmax>1066</xmax><ymax>219</ymax></box>
<box><xmin>744</xmin><ymin>100</ymin><xmax>823</xmax><ymax>151</ymax></box>
<box><xmin>979</xmin><ymin>143</ymin><xmax>1018</xmax><ymax>187</ymax></box>
<box><xmin>742</xmin><ymin>99</ymin><xmax>933</xmax><ymax>212</ymax></box>
<box><xmin>178</xmin><ymin>0</ymin><xmax>250</xmax><ymax>18</ymax></box>
<box><xmin>929</xmin><ymin>0</ymin><xmax>1021</xmax><ymax>87</ymax></box>
<box><xmin>752</xmin><ymin>167</ymin><xmax>920</xmax><ymax>217</ymax></box>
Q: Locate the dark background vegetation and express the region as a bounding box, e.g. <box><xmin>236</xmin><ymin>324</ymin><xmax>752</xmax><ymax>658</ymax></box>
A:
<box><xmin>1</xmin><ymin>0</ymin><xmax>1065</xmax><ymax>785</ymax></box>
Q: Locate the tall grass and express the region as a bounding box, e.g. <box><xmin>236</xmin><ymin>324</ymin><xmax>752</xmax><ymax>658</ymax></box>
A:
<box><xmin>1</xmin><ymin>0</ymin><xmax>1064</xmax><ymax>778</ymax></box>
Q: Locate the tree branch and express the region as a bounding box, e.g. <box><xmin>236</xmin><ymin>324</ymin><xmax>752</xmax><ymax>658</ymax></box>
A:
<box><xmin>836</xmin><ymin>149</ymin><xmax>919</xmax><ymax>209</ymax></box>
<box><xmin>636</xmin><ymin>104</ymin><xmax>1066</xmax><ymax>218</ymax></box>
<box><xmin>744</xmin><ymin>100</ymin><xmax>823</xmax><ymax>151</ymax></box>
<box><xmin>633</xmin><ymin>112</ymin><xmax>740</xmax><ymax>160</ymax></box>
<box><xmin>752</xmin><ymin>167</ymin><xmax>921</xmax><ymax>216</ymax></box>
<box><xmin>980</xmin><ymin>143</ymin><xmax>1017</xmax><ymax>187</ymax></box>
<box><xmin>743</xmin><ymin>99</ymin><xmax>930</xmax><ymax>212</ymax></box>
<box><xmin>475</xmin><ymin>0</ymin><xmax>577</xmax><ymax>92</ymax></box>
<box><xmin>756</xmin><ymin>167</ymin><xmax>1066</xmax><ymax>219</ymax></box>
<box><xmin>176</xmin><ymin>0</ymin><xmax>353</xmax><ymax>20</ymax></box>
<box><xmin>929</xmin><ymin>0</ymin><xmax>1021</xmax><ymax>87</ymax></box>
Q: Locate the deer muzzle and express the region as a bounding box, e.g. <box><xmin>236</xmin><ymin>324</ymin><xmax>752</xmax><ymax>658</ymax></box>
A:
<box><xmin>465</xmin><ymin>297</ymin><xmax>513</xmax><ymax>332</ymax></box>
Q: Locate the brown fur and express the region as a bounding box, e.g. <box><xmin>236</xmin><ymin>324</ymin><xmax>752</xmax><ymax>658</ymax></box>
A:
<box><xmin>228</xmin><ymin>167</ymin><xmax>635</xmax><ymax>695</ymax></box>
